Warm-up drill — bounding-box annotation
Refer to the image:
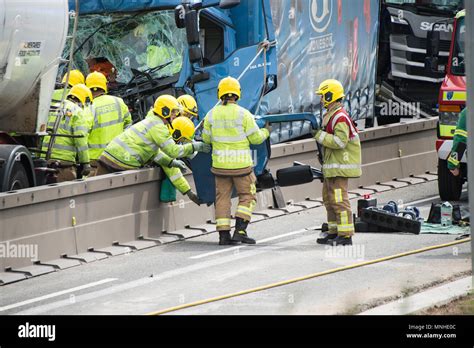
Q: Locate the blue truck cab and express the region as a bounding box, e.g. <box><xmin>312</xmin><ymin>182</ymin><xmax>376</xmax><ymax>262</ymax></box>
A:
<box><xmin>69</xmin><ymin>0</ymin><xmax>319</xmax><ymax>203</ymax></box>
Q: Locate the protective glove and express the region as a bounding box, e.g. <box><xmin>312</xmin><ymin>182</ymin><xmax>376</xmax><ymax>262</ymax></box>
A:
<box><xmin>192</xmin><ymin>141</ymin><xmax>211</xmax><ymax>153</ymax></box>
<box><xmin>81</xmin><ymin>163</ymin><xmax>91</xmax><ymax>176</ymax></box>
<box><xmin>169</xmin><ymin>159</ymin><xmax>187</xmax><ymax>172</ymax></box>
<box><xmin>310</xmin><ymin>117</ymin><xmax>322</xmax><ymax>137</ymax></box>
<box><xmin>255</xmin><ymin>116</ymin><xmax>266</xmax><ymax>129</ymax></box>
<box><xmin>186</xmin><ymin>190</ymin><xmax>201</xmax><ymax>205</ymax></box>
<box><xmin>265</xmin><ymin>122</ymin><xmax>272</xmax><ymax>133</ymax></box>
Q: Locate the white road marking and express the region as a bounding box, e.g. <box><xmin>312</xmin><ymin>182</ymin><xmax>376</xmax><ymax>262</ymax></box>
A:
<box><xmin>16</xmin><ymin>234</ymin><xmax>318</xmax><ymax>315</ymax></box>
<box><xmin>190</xmin><ymin>226</ymin><xmax>319</xmax><ymax>260</ymax></box>
<box><xmin>0</xmin><ymin>278</ymin><xmax>117</xmax><ymax>312</ymax></box>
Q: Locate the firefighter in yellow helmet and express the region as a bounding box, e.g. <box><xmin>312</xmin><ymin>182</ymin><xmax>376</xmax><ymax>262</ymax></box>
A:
<box><xmin>42</xmin><ymin>84</ymin><xmax>92</xmax><ymax>182</ymax></box>
<box><xmin>96</xmin><ymin>95</ymin><xmax>211</xmax><ymax>204</ymax></box>
<box><xmin>314</xmin><ymin>79</ymin><xmax>362</xmax><ymax>246</ymax></box>
<box><xmin>51</xmin><ymin>70</ymin><xmax>85</xmax><ymax>105</ymax></box>
<box><xmin>177</xmin><ymin>95</ymin><xmax>198</xmax><ymax>119</ymax></box>
<box><xmin>85</xmin><ymin>71</ymin><xmax>132</xmax><ymax>176</ymax></box>
<box><xmin>155</xmin><ymin>116</ymin><xmax>199</xmax><ymax>203</ymax></box>
<box><xmin>202</xmin><ymin>76</ymin><xmax>270</xmax><ymax>245</ymax></box>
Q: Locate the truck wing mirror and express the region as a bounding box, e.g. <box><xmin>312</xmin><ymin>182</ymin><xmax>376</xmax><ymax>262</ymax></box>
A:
<box><xmin>189</xmin><ymin>45</ymin><xmax>203</xmax><ymax>64</ymax></box>
<box><xmin>427</xmin><ymin>29</ymin><xmax>441</xmax><ymax>58</ymax></box>
<box><xmin>425</xmin><ymin>29</ymin><xmax>441</xmax><ymax>73</ymax></box>
<box><xmin>219</xmin><ymin>0</ymin><xmax>240</xmax><ymax>9</ymax></box>
<box><xmin>185</xmin><ymin>10</ymin><xmax>200</xmax><ymax>46</ymax></box>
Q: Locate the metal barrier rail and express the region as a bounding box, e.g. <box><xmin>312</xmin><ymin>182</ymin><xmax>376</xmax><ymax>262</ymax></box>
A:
<box><xmin>0</xmin><ymin>119</ymin><xmax>438</xmax><ymax>280</ymax></box>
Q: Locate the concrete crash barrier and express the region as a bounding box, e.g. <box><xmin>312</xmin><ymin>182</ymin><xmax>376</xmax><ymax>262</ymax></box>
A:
<box><xmin>0</xmin><ymin>119</ymin><xmax>438</xmax><ymax>273</ymax></box>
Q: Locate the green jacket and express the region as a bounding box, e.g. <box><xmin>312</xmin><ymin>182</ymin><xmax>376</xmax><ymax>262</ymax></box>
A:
<box><xmin>448</xmin><ymin>108</ymin><xmax>467</xmax><ymax>170</ymax></box>
<box><xmin>202</xmin><ymin>103</ymin><xmax>269</xmax><ymax>170</ymax></box>
<box><xmin>315</xmin><ymin>105</ymin><xmax>362</xmax><ymax>178</ymax></box>
<box><xmin>102</xmin><ymin>111</ymin><xmax>194</xmax><ymax>169</ymax></box>
<box><xmin>41</xmin><ymin>100</ymin><xmax>90</xmax><ymax>164</ymax></box>
<box><xmin>86</xmin><ymin>95</ymin><xmax>133</xmax><ymax>161</ymax></box>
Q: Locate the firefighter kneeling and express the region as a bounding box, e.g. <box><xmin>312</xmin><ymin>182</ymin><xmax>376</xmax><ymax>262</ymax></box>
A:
<box><xmin>314</xmin><ymin>79</ymin><xmax>362</xmax><ymax>246</ymax></box>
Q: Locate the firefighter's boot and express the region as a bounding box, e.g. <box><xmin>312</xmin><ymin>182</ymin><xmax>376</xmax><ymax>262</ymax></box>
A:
<box><xmin>328</xmin><ymin>235</ymin><xmax>353</xmax><ymax>246</ymax></box>
<box><xmin>316</xmin><ymin>232</ymin><xmax>337</xmax><ymax>245</ymax></box>
<box><xmin>231</xmin><ymin>218</ymin><xmax>256</xmax><ymax>244</ymax></box>
<box><xmin>219</xmin><ymin>231</ymin><xmax>235</xmax><ymax>245</ymax></box>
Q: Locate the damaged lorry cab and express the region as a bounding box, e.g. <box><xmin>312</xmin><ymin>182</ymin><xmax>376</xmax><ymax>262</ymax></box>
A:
<box><xmin>67</xmin><ymin>0</ymin><xmax>306</xmax><ymax>204</ymax></box>
<box><xmin>0</xmin><ymin>0</ymin><xmax>321</xmax><ymax>202</ymax></box>
<box><xmin>1</xmin><ymin>0</ymin><xmax>380</xmax><ymax>204</ymax></box>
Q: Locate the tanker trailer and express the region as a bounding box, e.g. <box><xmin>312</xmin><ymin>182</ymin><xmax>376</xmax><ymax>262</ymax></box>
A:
<box><xmin>0</xmin><ymin>0</ymin><xmax>69</xmax><ymax>191</ymax></box>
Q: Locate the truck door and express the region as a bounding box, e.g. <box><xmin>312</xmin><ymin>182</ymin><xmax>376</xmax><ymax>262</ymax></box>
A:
<box><xmin>189</xmin><ymin>0</ymin><xmax>277</xmax><ymax>204</ymax></box>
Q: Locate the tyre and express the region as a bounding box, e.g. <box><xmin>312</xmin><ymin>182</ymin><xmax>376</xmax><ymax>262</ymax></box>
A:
<box><xmin>7</xmin><ymin>161</ymin><xmax>30</xmax><ymax>191</ymax></box>
<box><xmin>438</xmin><ymin>159</ymin><xmax>463</xmax><ymax>201</ymax></box>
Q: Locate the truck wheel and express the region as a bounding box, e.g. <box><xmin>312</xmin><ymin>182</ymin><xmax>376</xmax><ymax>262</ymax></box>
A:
<box><xmin>438</xmin><ymin>159</ymin><xmax>463</xmax><ymax>201</ymax></box>
<box><xmin>8</xmin><ymin>162</ymin><xmax>30</xmax><ymax>191</ymax></box>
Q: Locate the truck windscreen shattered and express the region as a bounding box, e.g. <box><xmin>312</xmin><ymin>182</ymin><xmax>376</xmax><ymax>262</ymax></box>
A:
<box><xmin>60</xmin><ymin>10</ymin><xmax>186</xmax><ymax>86</ymax></box>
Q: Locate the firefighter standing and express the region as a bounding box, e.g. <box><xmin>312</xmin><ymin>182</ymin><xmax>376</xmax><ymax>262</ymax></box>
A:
<box><xmin>95</xmin><ymin>95</ymin><xmax>211</xmax><ymax>203</ymax></box>
<box><xmin>447</xmin><ymin>108</ymin><xmax>467</xmax><ymax>177</ymax></box>
<box><xmin>85</xmin><ymin>72</ymin><xmax>133</xmax><ymax>176</ymax></box>
<box><xmin>42</xmin><ymin>84</ymin><xmax>92</xmax><ymax>182</ymax></box>
<box><xmin>202</xmin><ymin>77</ymin><xmax>270</xmax><ymax>245</ymax></box>
<box><xmin>314</xmin><ymin>79</ymin><xmax>362</xmax><ymax>246</ymax></box>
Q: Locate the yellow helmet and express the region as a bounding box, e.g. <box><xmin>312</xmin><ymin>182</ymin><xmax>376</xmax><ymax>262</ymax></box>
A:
<box><xmin>218</xmin><ymin>76</ymin><xmax>241</xmax><ymax>100</ymax></box>
<box><xmin>86</xmin><ymin>71</ymin><xmax>108</xmax><ymax>93</ymax></box>
<box><xmin>171</xmin><ymin>116</ymin><xmax>195</xmax><ymax>142</ymax></box>
<box><xmin>153</xmin><ymin>95</ymin><xmax>181</xmax><ymax>118</ymax></box>
<box><xmin>67</xmin><ymin>84</ymin><xmax>93</xmax><ymax>106</ymax></box>
<box><xmin>316</xmin><ymin>79</ymin><xmax>345</xmax><ymax>107</ymax></box>
<box><xmin>62</xmin><ymin>69</ymin><xmax>85</xmax><ymax>87</ymax></box>
<box><xmin>177</xmin><ymin>95</ymin><xmax>198</xmax><ymax>117</ymax></box>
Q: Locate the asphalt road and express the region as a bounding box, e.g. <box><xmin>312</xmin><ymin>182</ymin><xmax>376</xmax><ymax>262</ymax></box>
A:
<box><xmin>0</xmin><ymin>180</ymin><xmax>471</xmax><ymax>315</ymax></box>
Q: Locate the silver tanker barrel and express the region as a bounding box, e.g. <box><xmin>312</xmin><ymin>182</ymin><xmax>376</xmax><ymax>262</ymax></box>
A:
<box><xmin>0</xmin><ymin>0</ymin><xmax>69</xmax><ymax>134</ymax></box>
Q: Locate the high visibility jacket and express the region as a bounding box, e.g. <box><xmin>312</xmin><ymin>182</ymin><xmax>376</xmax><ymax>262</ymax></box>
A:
<box><xmin>41</xmin><ymin>100</ymin><xmax>90</xmax><ymax>164</ymax></box>
<box><xmin>448</xmin><ymin>108</ymin><xmax>467</xmax><ymax>170</ymax></box>
<box><xmin>202</xmin><ymin>103</ymin><xmax>269</xmax><ymax>170</ymax></box>
<box><xmin>51</xmin><ymin>88</ymin><xmax>69</xmax><ymax>105</ymax></box>
<box><xmin>315</xmin><ymin>105</ymin><xmax>362</xmax><ymax>178</ymax></box>
<box><xmin>102</xmin><ymin>111</ymin><xmax>194</xmax><ymax>169</ymax></box>
<box><xmin>86</xmin><ymin>95</ymin><xmax>132</xmax><ymax>160</ymax></box>
<box><xmin>154</xmin><ymin>150</ymin><xmax>191</xmax><ymax>194</ymax></box>
<box><xmin>136</xmin><ymin>45</ymin><xmax>174</xmax><ymax>69</ymax></box>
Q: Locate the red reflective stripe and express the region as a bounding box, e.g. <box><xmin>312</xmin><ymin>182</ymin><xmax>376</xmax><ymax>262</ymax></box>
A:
<box><xmin>327</xmin><ymin>110</ymin><xmax>357</xmax><ymax>139</ymax></box>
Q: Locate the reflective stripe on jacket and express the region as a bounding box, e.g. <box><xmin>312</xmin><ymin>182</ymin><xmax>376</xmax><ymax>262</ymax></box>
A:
<box><xmin>87</xmin><ymin>95</ymin><xmax>132</xmax><ymax>160</ymax></box>
<box><xmin>315</xmin><ymin>106</ymin><xmax>362</xmax><ymax>178</ymax></box>
<box><xmin>42</xmin><ymin>100</ymin><xmax>90</xmax><ymax>164</ymax></box>
<box><xmin>202</xmin><ymin>103</ymin><xmax>269</xmax><ymax>170</ymax></box>
<box><xmin>102</xmin><ymin>111</ymin><xmax>194</xmax><ymax>169</ymax></box>
<box><xmin>448</xmin><ymin>108</ymin><xmax>467</xmax><ymax>170</ymax></box>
